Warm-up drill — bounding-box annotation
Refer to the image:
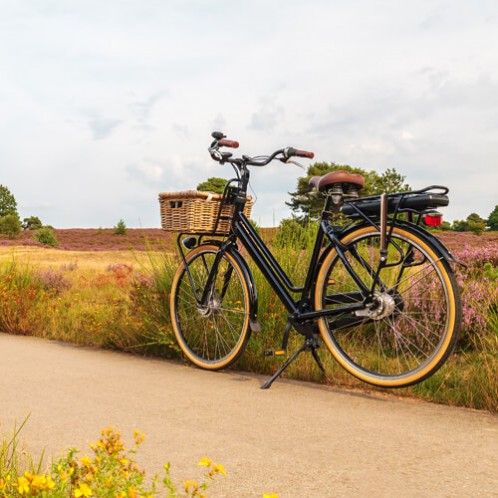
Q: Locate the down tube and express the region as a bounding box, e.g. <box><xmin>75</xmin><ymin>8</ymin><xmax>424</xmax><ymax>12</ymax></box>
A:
<box><xmin>235</xmin><ymin>215</ymin><xmax>299</xmax><ymax>315</ymax></box>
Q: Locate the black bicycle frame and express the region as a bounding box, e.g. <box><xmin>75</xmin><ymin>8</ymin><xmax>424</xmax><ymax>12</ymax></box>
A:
<box><xmin>232</xmin><ymin>209</ymin><xmax>367</xmax><ymax>324</ymax></box>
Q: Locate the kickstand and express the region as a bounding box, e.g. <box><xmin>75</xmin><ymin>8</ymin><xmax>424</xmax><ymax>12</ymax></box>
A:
<box><xmin>260</xmin><ymin>337</ymin><xmax>326</xmax><ymax>389</ymax></box>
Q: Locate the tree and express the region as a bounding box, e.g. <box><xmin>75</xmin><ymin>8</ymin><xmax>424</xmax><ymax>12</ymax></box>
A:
<box><xmin>23</xmin><ymin>216</ymin><xmax>43</xmax><ymax>230</ymax></box>
<box><xmin>487</xmin><ymin>205</ymin><xmax>498</xmax><ymax>231</ymax></box>
<box><xmin>451</xmin><ymin>219</ymin><xmax>467</xmax><ymax>232</ymax></box>
<box><xmin>377</xmin><ymin>168</ymin><xmax>411</xmax><ymax>193</ymax></box>
<box><xmin>0</xmin><ymin>213</ymin><xmax>22</xmax><ymax>238</ymax></box>
<box><xmin>452</xmin><ymin>213</ymin><xmax>487</xmax><ymax>234</ymax></box>
<box><xmin>114</xmin><ymin>219</ymin><xmax>127</xmax><ymax>235</ymax></box>
<box><xmin>286</xmin><ymin>162</ymin><xmax>411</xmax><ymax>220</ymax></box>
<box><xmin>466</xmin><ymin>212</ymin><xmax>486</xmax><ymax>235</ymax></box>
<box><xmin>196</xmin><ymin>177</ymin><xmax>227</xmax><ymax>195</ymax></box>
<box><xmin>0</xmin><ymin>184</ymin><xmax>18</xmax><ymax>217</ymax></box>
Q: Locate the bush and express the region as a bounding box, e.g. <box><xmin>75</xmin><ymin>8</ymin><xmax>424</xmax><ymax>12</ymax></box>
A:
<box><xmin>0</xmin><ymin>214</ymin><xmax>22</xmax><ymax>238</ymax></box>
<box><xmin>33</xmin><ymin>227</ymin><xmax>58</xmax><ymax>247</ymax></box>
<box><xmin>114</xmin><ymin>219</ymin><xmax>127</xmax><ymax>235</ymax></box>
<box><xmin>274</xmin><ymin>217</ymin><xmax>317</xmax><ymax>250</ymax></box>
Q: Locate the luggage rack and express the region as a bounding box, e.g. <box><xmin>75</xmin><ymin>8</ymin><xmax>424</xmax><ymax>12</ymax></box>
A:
<box><xmin>341</xmin><ymin>185</ymin><xmax>449</xmax><ymax>220</ymax></box>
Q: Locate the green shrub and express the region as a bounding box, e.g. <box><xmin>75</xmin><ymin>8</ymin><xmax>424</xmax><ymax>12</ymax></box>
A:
<box><xmin>274</xmin><ymin>217</ymin><xmax>317</xmax><ymax>250</ymax></box>
<box><xmin>33</xmin><ymin>227</ymin><xmax>58</xmax><ymax>247</ymax></box>
<box><xmin>114</xmin><ymin>219</ymin><xmax>127</xmax><ymax>235</ymax></box>
<box><xmin>0</xmin><ymin>214</ymin><xmax>22</xmax><ymax>238</ymax></box>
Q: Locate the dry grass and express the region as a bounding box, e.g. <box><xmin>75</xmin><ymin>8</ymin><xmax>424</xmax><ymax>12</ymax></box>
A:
<box><xmin>0</xmin><ymin>247</ymin><xmax>163</xmax><ymax>272</ymax></box>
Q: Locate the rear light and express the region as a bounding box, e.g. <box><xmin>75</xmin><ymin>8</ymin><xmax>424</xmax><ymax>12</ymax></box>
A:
<box><xmin>423</xmin><ymin>211</ymin><xmax>443</xmax><ymax>227</ymax></box>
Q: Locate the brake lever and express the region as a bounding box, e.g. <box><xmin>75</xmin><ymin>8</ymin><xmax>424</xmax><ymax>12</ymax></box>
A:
<box><xmin>285</xmin><ymin>158</ymin><xmax>306</xmax><ymax>170</ymax></box>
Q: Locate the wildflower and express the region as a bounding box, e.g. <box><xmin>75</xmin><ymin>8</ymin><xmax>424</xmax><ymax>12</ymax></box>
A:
<box><xmin>31</xmin><ymin>474</ymin><xmax>56</xmax><ymax>491</ymax></box>
<box><xmin>134</xmin><ymin>429</ymin><xmax>145</xmax><ymax>445</ymax></box>
<box><xmin>213</xmin><ymin>463</ymin><xmax>226</xmax><ymax>476</ymax></box>
<box><xmin>197</xmin><ymin>457</ymin><xmax>212</xmax><ymax>467</ymax></box>
<box><xmin>16</xmin><ymin>476</ymin><xmax>30</xmax><ymax>495</ymax></box>
<box><xmin>74</xmin><ymin>482</ymin><xmax>93</xmax><ymax>497</ymax></box>
<box><xmin>127</xmin><ymin>487</ymin><xmax>139</xmax><ymax>498</ymax></box>
<box><xmin>184</xmin><ymin>479</ymin><xmax>199</xmax><ymax>494</ymax></box>
<box><xmin>263</xmin><ymin>494</ymin><xmax>279</xmax><ymax>498</ymax></box>
<box><xmin>80</xmin><ymin>455</ymin><xmax>92</xmax><ymax>467</ymax></box>
<box><xmin>0</xmin><ymin>475</ymin><xmax>10</xmax><ymax>490</ymax></box>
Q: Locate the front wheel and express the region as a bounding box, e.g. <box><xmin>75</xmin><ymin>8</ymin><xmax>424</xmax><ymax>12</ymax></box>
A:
<box><xmin>314</xmin><ymin>225</ymin><xmax>461</xmax><ymax>387</ymax></box>
<box><xmin>170</xmin><ymin>244</ymin><xmax>251</xmax><ymax>370</ymax></box>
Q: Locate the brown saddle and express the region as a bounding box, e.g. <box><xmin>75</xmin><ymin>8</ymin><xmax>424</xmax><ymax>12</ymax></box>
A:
<box><xmin>309</xmin><ymin>170</ymin><xmax>365</xmax><ymax>192</ymax></box>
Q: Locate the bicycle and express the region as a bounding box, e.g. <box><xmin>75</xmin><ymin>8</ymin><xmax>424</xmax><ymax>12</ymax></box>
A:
<box><xmin>166</xmin><ymin>131</ymin><xmax>462</xmax><ymax>389</ymax></box>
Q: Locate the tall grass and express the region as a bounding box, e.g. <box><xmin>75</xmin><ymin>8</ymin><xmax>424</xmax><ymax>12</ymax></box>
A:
<box><xmin>0</xmin><ymin>229</ymin><xmax>497</xmax><ymax>412</ymax></box>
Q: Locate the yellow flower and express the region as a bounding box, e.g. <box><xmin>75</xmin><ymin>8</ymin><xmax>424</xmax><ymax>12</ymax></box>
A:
<box><xmin>263</xmin><ymin>494</ymin><xmax>279</xmax><ymax>498</ymax></box>
<box><xmin>213</xmin><ymin>463</ymin><xmax>226</xmax><ymax>476</ymax></box>
<box><xmin>184</xmin><ymin>479</ymin><xmax>199</xmax><ymax>493</ymax></box>
<box><xmin>31</xmin><ymin>474</ymin><xmax>56</xmax><ymax>490</ymax></box>
<box><xmin>74</xmin><ymin>482</ymin><xmax>93</xmax><ymax>497</ymax></box>
<box><xmin>127</xmin><ymin>487</ymin><xmax>139</xmax><ymax>498</ymax></box>
<box><xmin>80</xmin><ymin>456</ymin><xmax>92</xmax><ymax>467</ymax></box>
<box><xmin>133</xmin><ymin>429</ymin><xmax>145</xmax><ymax>445</ymax></box>
<box><xmin>0</xmin><ymin>475</ymin><xmax>12</xmax><ymax>490</ymax></box>
<box><xmin>16</xmin><ymin>476</ymin><xmax>30</xmax><ymax>495</ymax></box>
<box><xmin>197</xmin><ymin>457</ymin><xmax>212</xmax><ymax>467</ymax></box>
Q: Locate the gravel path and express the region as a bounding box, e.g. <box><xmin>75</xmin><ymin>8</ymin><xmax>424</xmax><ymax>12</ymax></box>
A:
<box><xmin>1</xmin><ymin>333</ymin><xmax>497</xmax><ymax>497</ymax></box>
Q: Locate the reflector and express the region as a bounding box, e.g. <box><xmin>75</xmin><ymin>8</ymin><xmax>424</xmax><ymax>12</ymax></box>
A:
<box><xmin>423</xmin><ymin>212</ymin><xmax>443</xmax><ymax>227</ymax></box>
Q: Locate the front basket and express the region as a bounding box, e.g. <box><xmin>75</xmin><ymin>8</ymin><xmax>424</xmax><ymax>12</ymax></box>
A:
<box><xmin>159</xmin><ymin>190</ymin><xmax>253</xmax><ymax>235</ymax></box>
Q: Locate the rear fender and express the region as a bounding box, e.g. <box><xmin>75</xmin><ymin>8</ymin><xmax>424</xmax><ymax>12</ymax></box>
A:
<box><xmin>316</xmin><ymin>220</ymin><xmax>458</xmax><ymax>280</ymax></box>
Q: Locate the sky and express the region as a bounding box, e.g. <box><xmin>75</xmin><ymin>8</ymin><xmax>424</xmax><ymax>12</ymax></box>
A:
<box><xmin>1</xmin><ymin>0</ymin><xmax>497</xmax><ymax>228</ymax></box>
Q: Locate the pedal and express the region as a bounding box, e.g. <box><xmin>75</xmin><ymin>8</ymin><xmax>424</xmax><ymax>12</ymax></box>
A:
<box><xmin>264</xmin><ymin>349</ymin><xmax>286</xmax><ymax>357</ymax></box>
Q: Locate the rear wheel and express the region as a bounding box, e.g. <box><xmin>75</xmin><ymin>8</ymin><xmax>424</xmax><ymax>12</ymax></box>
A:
<box><xmin>314</xmin><ymin>225</ymin><xmax>461</xmax><ymax>387</ymax></box>
<box><xmin>170</xmin><ymin>244</ymin><xmax>251</xmax><ymax>370</ymax></box>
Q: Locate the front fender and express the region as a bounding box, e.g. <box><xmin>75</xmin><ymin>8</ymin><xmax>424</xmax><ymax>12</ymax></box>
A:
<box><xmin>199</xmin><ymin>240</ymin><xmax>259</xmax><ymax>329</ymax></box>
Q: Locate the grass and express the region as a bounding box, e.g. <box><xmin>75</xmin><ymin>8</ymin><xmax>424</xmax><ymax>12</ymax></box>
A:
<box><xmin>0</xmin><ymin>231</ymin><xmax>497</xmax><ymax>413</ymax></box>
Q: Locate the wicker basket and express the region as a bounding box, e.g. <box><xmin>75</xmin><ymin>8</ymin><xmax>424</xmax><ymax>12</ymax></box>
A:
<box><xmin>159</xmin><ymin>190</ymin><xmax>253</xmax><ymax>235</ymax></box>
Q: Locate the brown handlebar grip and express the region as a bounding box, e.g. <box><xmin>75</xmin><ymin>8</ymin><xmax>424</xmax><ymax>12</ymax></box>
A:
<box><xmin>218</xmin><ymin>139</ymin><xmax>240</xmax><ymax>148</ymax></box>
<box><xmin>295</xmin><ymin>149</ymin><xmax>314</xmax><ymax>159</ymax></box>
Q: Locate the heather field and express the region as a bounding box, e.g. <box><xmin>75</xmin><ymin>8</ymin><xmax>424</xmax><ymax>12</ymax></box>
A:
<box><xmin>0</xmin><ymin>228</ymin><xmax>497</xmax><ymax>412</ymax></box>
<box><xmin>0</xmin><ymin>228</ymin><xmax>174</xmax><ymax>252</ymax></box>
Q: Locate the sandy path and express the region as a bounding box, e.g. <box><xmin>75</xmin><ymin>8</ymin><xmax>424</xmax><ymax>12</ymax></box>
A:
<box><xmin>1</xmin><ymin>333</ymin><xmax>497</xmax><ymax>497</ymax></box>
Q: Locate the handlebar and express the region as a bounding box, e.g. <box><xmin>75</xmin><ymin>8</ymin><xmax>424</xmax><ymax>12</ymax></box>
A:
<box><xmin>218</xmin><ymin>138</ymin><xmax>239</xmax><ymax>148</ymax></box>
<box><xmin>209</xmin><ymin>131</ymin><xmax>314</xmax><ymax>167</ymax></box>
<box><xmin>284</xmin><ymin>147</ymin><xmax>314</xmax><ymax>159</ymax></box>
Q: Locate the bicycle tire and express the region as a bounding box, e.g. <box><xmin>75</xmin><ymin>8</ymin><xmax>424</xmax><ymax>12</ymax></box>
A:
<box><xmin>170</xmin><ymin>244</ymin><xmax>251</xmax><ymax>370</ymax></box>
<box><xmin>314</xmin><ymin>224</ymin><xmax>461</xmax><ymax>387</ymax></box>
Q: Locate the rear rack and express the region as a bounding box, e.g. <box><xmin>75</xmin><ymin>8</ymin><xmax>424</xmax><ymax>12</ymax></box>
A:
<box><xmin>341</xmin><ymin>185</ymin><xmax>449</xmax><ymax>218</ymax></box>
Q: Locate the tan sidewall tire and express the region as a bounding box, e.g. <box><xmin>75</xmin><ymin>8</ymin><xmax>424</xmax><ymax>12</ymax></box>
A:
<box><xmin>314</xmin><ymin>226</ymin><xmax>459</xmax><ymax>387</ymax></box>
<box><xmin>170</xmin><ymin>244</ymin><xmax>251</xmax><ymax>370</ymax></box>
